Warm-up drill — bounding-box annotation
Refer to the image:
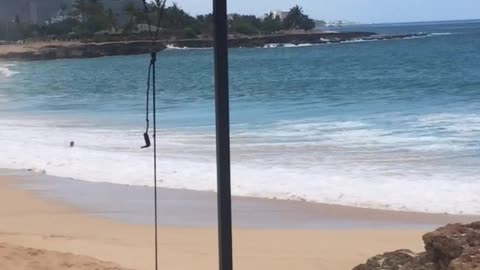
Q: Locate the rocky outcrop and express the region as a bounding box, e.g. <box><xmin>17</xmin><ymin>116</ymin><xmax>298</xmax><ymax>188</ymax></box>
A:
<box><xmin>0</xmin><ymin>41</ymin><xmax>166</xmax><ymax>61</ymax></box>
<box><xmin>0</xmin><ymin>31</ymin><xmax>429</xmax><ymax>61</ymax></box>
<box><xmin>169</xmin><ymin>32</ymin><xmax>428</xmax><ymax>48</ymax></box>
<box><xmin>354</xmin><ymin>222</ymin><xmax>480</xmax><ymax>270</ymax></box>
<box><xmin>424</xmin><ymin>222</ymin><xmax>480</xmax><ymax>270</ymax></box>
<box><xmin>353</xmin><ymin>250</ymin><xmax>434</xmax><ymax>270</ymax></box>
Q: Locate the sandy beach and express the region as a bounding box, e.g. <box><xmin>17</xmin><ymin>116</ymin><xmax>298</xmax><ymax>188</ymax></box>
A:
<box><xmin>1</xmin><ymin>173</ymin><xmax>477</xmax><ymax>270</ymax></box>
<box><xmin>1</xmin><ymin>16</ymin><xmax>479</xmax><ymax>270</ymax></box>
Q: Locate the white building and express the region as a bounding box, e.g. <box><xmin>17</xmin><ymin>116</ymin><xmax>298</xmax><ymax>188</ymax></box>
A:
<box><xmin>324</xmin><ymin>20</ymin><xmax>356</xmax><ymax>27</ymax></box>
<box><xmin>270</xmin><ymin>10</ymin><xmax>288</xmax><ymax>20</ymax></box>
<box><xmin>29</xmin><ymin>2</ymin><xmax>38</xmax><ymax>24</ymax></box>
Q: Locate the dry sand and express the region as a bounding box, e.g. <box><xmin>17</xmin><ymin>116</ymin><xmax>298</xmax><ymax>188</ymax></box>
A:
<box><xmin>0</xmin><ymin>175</ymin><xmax>431</xmax><ymax>270</ymax></box>
<box><xmin>0</xmin><ymin>242</ymin><xmax>130</xmax><ymax>270</ymax></box>
<box><xmin>0</xmin><ymin>41</ymin><xmax>81</xmax><ymax>55</ymax></box>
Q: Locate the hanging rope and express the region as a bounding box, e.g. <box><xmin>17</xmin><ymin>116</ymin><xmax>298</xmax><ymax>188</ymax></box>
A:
<box><xmin>142</xmin><ymin>51</ymin><xmax>158</xmax><ymax>270</ymax></box>
<box><xmin>140</xmin><ymin>1</ymin><xmax>166</xmax><ymax>270</ymax></box>
<box><xmin>142</xmin><ymin>61</ymin><xmax>152</xmax><ymax>148</ymax></box>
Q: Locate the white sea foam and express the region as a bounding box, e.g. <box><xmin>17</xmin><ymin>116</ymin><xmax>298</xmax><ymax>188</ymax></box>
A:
<box><xmin>165</xmin><ymin>44</ymin><xmax>212</xmax><ymax>50</ymax></box>
<box><xmin>283</xmin><ymin>43</ymin><xmax>315</xmax><ymax>48</ymax></box>
<box><xmin>263</xmin><ymin>43</ymin><xmax>279</xmax><ymax>48</ymax></box>
<box><xmin>236</xmin><ymin>117</ymin><xmax>477</xmax><ymax>152</ymax></box>
<box><xmin>263</xmin><ymin>43</ymin><xmax>316</xmax><ymax>49</ymax></box>
<box><xmin>416</xmin><ymin>113</ymin><xmax>480</xmax><ymax>134</ymax></box>
<box><xmin>1</xmin><ymin>116</ymin><xmax>480</xmax><ymax>215</ymax></box>
<box><xmin>428</xmin><ymin>32</ymin><xmax>453</xmax><ymax>37</ymax></box>
<box><xmin>395</xmin><ymin>32</ymin><xmax>453</xmax><ymax>41</ymax></box>
<box><xmin>0</xmin><ymin>64</ymin><xmax>18</xmax><ymax>78</ymax></box>
<box><xmin>340</xmin><ymin>38</ymin><xmax>372</xmax><ymax>44</ymax></box>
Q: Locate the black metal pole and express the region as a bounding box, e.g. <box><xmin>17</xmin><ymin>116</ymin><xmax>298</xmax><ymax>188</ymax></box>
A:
<box><xmin>213</xmin><ymin>0</ymin><xmax>233</xmax><ymax>269</ymax></box>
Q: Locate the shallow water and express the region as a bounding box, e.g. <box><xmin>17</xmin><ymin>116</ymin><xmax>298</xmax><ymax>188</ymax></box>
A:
<box><xmin>1</xmin><ymin>21</ymin><xmax>480</xmax><ymax>214</ymax></box>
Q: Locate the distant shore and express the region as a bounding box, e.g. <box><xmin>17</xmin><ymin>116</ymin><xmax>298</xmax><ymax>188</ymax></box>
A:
<box><xmin>0</xmin><ymin>31</ymin><xmax>427</xmax><ymax>61</ymax></box>
<box><xmin>0</xmin><ymin>40</ymin><xmax>166</xmax><ymax>61</ymax></box>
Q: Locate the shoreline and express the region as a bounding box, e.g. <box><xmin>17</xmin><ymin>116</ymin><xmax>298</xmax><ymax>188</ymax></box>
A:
<box><xmin>4</xmin><ymin>168</ymin><xmax>479</xmax><ymax>229</ymax></box>
<box><xmin>0</xmin><ymin>173</ymin><xmax>431</xmax><ymax>270</ymax></box>
<box><xmin>0</xmin><ymin>31</ymin><xmax>428</xmax><ymax>61</ymax></box>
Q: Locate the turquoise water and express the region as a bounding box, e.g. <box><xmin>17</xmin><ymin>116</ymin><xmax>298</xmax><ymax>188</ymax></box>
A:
<box><xmin>1</xmin><ymin>21</ymin><xmax>480</xmax><ymax>214</ymax></box>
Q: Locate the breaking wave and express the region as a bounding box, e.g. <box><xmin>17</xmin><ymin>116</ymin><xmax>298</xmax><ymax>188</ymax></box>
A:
<box><xmin>0</xmin><ymin>63</ymin><xmax>18</xmax><ymax>78</ymax></box>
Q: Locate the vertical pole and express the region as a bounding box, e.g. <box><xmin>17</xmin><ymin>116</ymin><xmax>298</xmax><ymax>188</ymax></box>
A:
<box><xmin>213</xmin><ymin>0</ymin><xmax>233</xmax><ymax>269</ymax></box>
<box><xmin>151</xmin><ymin>52</ymin><xmax>159</xmax><ymax>270</ymax></box>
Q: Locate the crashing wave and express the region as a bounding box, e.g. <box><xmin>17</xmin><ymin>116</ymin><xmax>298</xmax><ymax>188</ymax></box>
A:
<box><xmin>263</xmin><ymin>43</ymin><xmax>316</xmax><ymax>49</ymax></box>
<box><xmin>165</xmin><ymin>44</ymin><xmax>212</xmax><ymax>50</ymax></box>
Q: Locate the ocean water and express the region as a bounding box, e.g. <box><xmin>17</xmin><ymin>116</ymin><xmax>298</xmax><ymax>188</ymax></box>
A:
<box><xmin>1</xmin><ymin>21</ymin><xmax>480</xmax><ymax>214</ymax></box>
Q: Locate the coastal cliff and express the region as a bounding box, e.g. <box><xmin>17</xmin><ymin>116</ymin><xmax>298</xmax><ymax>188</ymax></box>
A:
<box><xmin>354</xmin><ymin>222</ymin><xmax>480</xmax><ymax>270</ymax></box>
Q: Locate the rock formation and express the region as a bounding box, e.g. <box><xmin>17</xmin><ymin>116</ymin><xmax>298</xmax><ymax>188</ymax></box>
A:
<box><xmin>0</xmin><ymin>41</ymin><xmax>166</xmax><ymax>61</ymax></box>
<box><xmin>354</xmin><ymin>222</ymin><xmax>480</xmax><ymax>270</ymax></box>
<box><xmin>0</xmin><ymin>32</ymin><xmax>428</xmax><ymax>61</ymax></box>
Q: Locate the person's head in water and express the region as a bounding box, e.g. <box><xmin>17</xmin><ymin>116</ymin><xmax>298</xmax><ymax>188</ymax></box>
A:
<box><xmin>70</xmin><ymin>141</ymin><xmax>75</xmax><ymax>147</ymax></box>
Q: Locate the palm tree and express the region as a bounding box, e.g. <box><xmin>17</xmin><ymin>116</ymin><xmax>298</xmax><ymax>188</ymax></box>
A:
<box><xmin>105</xmin><ymin>8</ymin><xmax>118</xmax><ymax>32</ymax></box>
<box><xmin>123</xmin><ymin>2</ymin><xmax>140</xmax><ymax>33</ymax></box>
<box><xmin>72</xmin><ymin>0</ymin><xmax>88</xmax><ymax>20</ymax></box>
<box><xmin>262</xmin><ymin>12</ymin><xmax>282</xmax><ymax>33</ymax></box>
<box><xmin>60</xmin><ymin>3</ymin><xmax>67</xmax><ymax>13</ymax></box>
<box><xmin>87</xmin><ymin>0</ymin><xmax>104</xmax><ymax>15</ymax></box>
<box><xmin>124</xmin><ymin>3</ymin><xmax>138</xmax><ymax>23</ymax></box>
<box><xmin>284</xmin><ymin>5</ymin><xmax>304</xmax><ymax>29</ymax></box>
<box><xmin>72</xmin><ymin>0</ymin><xmax>108</xmax><ymax>34</ymax></box>
<box><xmin>283</xmin><ymin>5</ymin><xmax>315</xmax><ymax>31</ymax></box>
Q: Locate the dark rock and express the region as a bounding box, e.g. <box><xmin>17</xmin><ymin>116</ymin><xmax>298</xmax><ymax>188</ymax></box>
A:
<box><xmin>353</xmin><ymin>250</ymin><xmax>433</xmax><ymax>270</ymax></box>
<box><xmin>168</xmin><ymin>32</ymin><xmax>428</xmax><ymax>49</ymax></box>
<box><xmin>424</xmin><ymin>222</ymin><xmax>480</xmax><ymax>270</ymax></box>
<box><xmin>449</xmin><ymin>249</ymin><xmax>480</xmax><ymax>270</ymax></box>
<box><xmin>353</xmin><ymin>250</ymin><xmax>416</xmax><ymax>270</ymax></box>
<box><xmin>354</xmin><ymin>222</ymin><xmax>480</xmax><ymax>270</ymax></box>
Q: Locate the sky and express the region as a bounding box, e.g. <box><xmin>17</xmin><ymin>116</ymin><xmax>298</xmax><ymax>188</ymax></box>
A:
<box><xmin>165</xmin><ymin>0</ymin><xmax>480</xmax><ymax>24</ymax></box>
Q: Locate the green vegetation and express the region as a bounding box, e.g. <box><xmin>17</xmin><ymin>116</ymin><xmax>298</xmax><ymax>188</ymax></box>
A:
<box><xmin>283</xmin><ymin>6</ymin><xmax>316</xmax><ymax>31</ymax></box>
<box><xmin>0</xmin><ymin>1</ymin><xmax>318</xmax><ymax>41</ymax></box>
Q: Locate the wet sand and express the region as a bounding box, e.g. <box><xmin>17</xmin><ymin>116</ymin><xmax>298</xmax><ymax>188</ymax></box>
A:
<box><xmin>0</xmin><ymin>171</ymin><xmax>477</xmax><ymax>270</ymax></box>
<box><xmin>6</xmin><ymin>169</ymin><xmax>477</xmax><ymax>229</ymax></box>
